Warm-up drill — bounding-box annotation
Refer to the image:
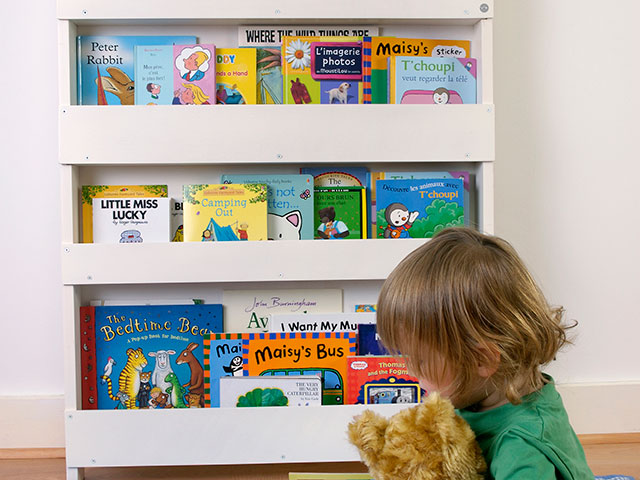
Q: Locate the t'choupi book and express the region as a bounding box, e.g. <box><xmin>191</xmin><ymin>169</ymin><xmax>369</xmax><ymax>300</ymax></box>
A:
<box><xmin>92</xmin><ymin>197</ymin><xmax>170</xmax><ymax>243</ymax></box>
<box><xmin>221</xmin><ymin>174</ymin><xmax>314</xmax><ymax>240</ymax></box>
<box><xmin>376</xmin><ymin>178</ymin><xmax>464</xmax><ymax>238</ymax></box>
<box><xmin>215</xmin><ymin>48</ymin><xmax>257</xmax><ymax>104</ymax></box>
<box><xmin>314</xmin><ymin>187</ymin><xmax>367</xmax><ymax>239</ymax></box>
<box><xmin>182</xmin><ymin>184</ymin><xmax>267</xmax><ymax>242</ymax></box>
<box><xmin>346</xmin><ymin>356</ymin><xmax>422</xmax><ymax>405</ymax></box>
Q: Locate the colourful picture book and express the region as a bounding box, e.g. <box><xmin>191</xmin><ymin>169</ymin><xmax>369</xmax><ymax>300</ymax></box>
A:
<box><xmin>357</xmin><ymin>323</ymin><xmax>389</xmax><ymax>356</ymax></box>
<box><xmin>362</xmin><ymin>36</ymin><xmax>471</xmax><ymax>104</ymax></box>
<box><xmin>221</xmin><ymin>174</ymin><xmax>314</xmax><ymax>240</ymax></box>
<box><xmin>203</xmin><ymin>333</ymin><xmax>247</xmax><ymax>407</ymax></box>
<box><xmin>290</xmin><ymin>475</ymin><xmax>373</xmax><ymax>480</ymax></box>
<box><xmin>269</xmin><ymin>312</ymin><xmax>376</xmax><ymax>334</ymax></box>
<box><xmin>314</xmin><ymin>187</ymin><xmax>367</xmax><ymax>239</ymax></box>
<box><xmin>376</xmin><ymin>178</ymin><xmax>464</xmax><ymax>238</ymax></box>
<box><xmin>219</xmin><ymin>375</ymin><xmax>322</xmax><ymax>407</ymax></box>
<box><xmin>80</xmin><ymin>304</ymin><xmax>223</xmax><ymax>410</ymax></box>
<box><xmin>133</xmin><ymin>45</ymin><xmax>174</xmax><ymax>105</ymax></box>
<box><xmin>81</xmin><ymin>185</ymin><xmax>168</xmax><ymax>243</ymax></box>
<box><xmin>92</xmin><ymin>197</ymin><xmax>170</xmax><ymax>243</ymax></box>
<box><xmin>77</xmin><ymin>35</ymin><xmax>196</xmax><ymax>105</ymax></box>
<box><xmin>215</xmin><ymin>48</ymin><xmax>257</xmax><ymax>104</ymax></box>
<box><xmin>170</xmin><ymin>198</ymin><xmax>183</xmax><ymax>242</ymax></box>
<box><xmin>242</xmin><ymin>332</ymin><xmax>357</xmax><ymax>405</ymax></box>
<box><xmin>346</xmin><ymin>356</ymin><xmax>422</xmax><ymax>405</ymax></box>
<box><xmin>390</xmin><ymin>57</ymin><xmax>477</xmax><ymax>104</ymax></box>
<box><xmin>223</xmin><ymin>288</ymin><xmax>343</xmax><ymax>333</ymax></box>
<box><xmin>355</xmin><ymin>304</ymin><xmax>376</xmax><ymax>312</ymax></box>
<box><xmin>182</xmin><ymin>184</ymin><xmax>268</xmax><ymax>242</ymax></box>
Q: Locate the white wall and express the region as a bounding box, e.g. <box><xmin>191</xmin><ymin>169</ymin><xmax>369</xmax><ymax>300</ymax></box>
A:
<box><xmin>0</xmin><ymin>0</ymin><xmax>638</xmax><ymax>448</ymax></box>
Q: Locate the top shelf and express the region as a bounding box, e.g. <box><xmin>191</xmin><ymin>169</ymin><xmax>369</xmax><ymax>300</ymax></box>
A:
<box><xmin>58</xmin><ymin>0</ymin><xmax>494</xmax><ymax>23</ymax></box>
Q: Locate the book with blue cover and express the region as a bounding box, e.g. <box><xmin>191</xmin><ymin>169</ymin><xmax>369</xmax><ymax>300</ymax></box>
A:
<box><xmin>357</xmin><ymin>323</ymin><xmax>389</xmax><ymax>355</ymax></box>
<box><xmin>134</xmin><ymin>45</ymin><xmax>174</xmax><ymax>105</ymax></box>
<box><xmin>376</xmin><ymin>178</ymin><xmax>464</xmax><ymax>238</ymax></box>
<box><xmin>203</xmin><ymin>333</ymin><xmax>247</xmax><ymax>408</ymax></box>
<box><xmin>220</xmin><ymin>174</ymin><xmax>314</xmax><ymax>240</ymax></box>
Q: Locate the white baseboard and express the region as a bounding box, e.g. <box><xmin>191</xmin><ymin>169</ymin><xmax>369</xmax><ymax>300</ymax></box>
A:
<box><xmin>1</xmin><ymin>382</ymin><xmax>639</xmax><ymax>448</ymax></box>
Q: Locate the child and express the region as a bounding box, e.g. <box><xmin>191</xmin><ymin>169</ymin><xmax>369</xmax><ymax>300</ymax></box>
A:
<box><xmin>377</xmin><ymin>227</ymin><xmax>593</xmax><ymax>479</ymax></box>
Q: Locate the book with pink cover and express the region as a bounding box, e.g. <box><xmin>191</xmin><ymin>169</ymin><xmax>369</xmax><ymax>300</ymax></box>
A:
<box><xmin>172</xmin><ymin>44</ymin><xmax>216</xmax><ymax>105</ymax></box>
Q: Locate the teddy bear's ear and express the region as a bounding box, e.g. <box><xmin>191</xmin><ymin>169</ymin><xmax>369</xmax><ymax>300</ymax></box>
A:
<box><xmin>347</xmin><ymin>409</ymin><xmax>389</xmax><ymax>462</ymax></box>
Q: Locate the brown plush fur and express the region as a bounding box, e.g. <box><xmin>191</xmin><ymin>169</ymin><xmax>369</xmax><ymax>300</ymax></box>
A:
<box><xmin>347</xmin><ymin>392</ymin><xmax>487</xmax><ymax>480</ymax></box>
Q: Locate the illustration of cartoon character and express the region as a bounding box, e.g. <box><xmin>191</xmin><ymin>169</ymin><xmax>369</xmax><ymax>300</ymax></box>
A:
<box><xmin>176</xmin><ymin>342</ymin><xmax>205</xmax><ymax>408</ymax></box>
<box><xmin>148</xmin><ymin>349</ymin><xmax>176</xmax><ymax>405</ymax></box>
<box><xmin>101</xmin><ymin>348</ymin><xmax>148</xmax><ymax>409</ymax></box>
<box><xmin>432</xmin><ymin>87</ymin><xmax>451</xmax><ymax>105</ymax></box>
<box><xmin>146</xmin><ymin>82</ymin><xmax>161</xmax><ymax>99</ymax></box>
<box><xmin>172</xmin><ymin>225</ymin><xmax>184</xmax><ymax>242</ymax></box>
<box><xmin>216</xmin><ymin>84</ymin><xmax>245</xmax><ymax>104</ymax></box>
<box><xmin>96</xmin><ymin>67</ymin><xmax>134</xmax><ymax>105</ymax></box>
<box><xmin>175</xmin><ymin>47</ymin><xmax>212</xmax><ymax>82</ymax></box>
<box><xmin>237</xmin><ymin>223</ymin><xmax>249</xmax><ymax>241</ymax></box>
<box><xmin>223</xmin><ymin>356</ymin><xmax>243</xmax><ymax>376</ymax></box>
<box><xmin>202</xmin><ymin>229</ymin><xmax>214</xmax><ymax>241</ymax></box>
<box><xmin>164</xmin><ymin>372</ymin><xmax>188</xmax><ymax>408</ymax></box>
<box><xmin>173</xmin><ymin>83</ymin><xmax>211</xmax><ymax>105</ymax></box>
<box><xmin>268</xmin><ymin>211</ymin><xmax>302</xmax><ymax>240</ymax></box>
<box><xmin>382</xmin><ymin>203</ymin><xmax>419</xmax><ymax>239</ymax></box>
<box><xmin>317</xmin><ymin>206</ymin><xmax>349</xmax><ymax>239</ymax></box>
<box><xmin>136</xmin><ymin>371</ymin><xmax>152</xmax><ymax>408</ymax></box>
<box><xmin>101</xmin><ymin>357</ymin><xmax>116</xmax><ymax>383</ymax></box>
<box><xmin>119</xmin><ymin>230</ymin><xmax>143</xmax><ymax>243</ymax></box>
<box><xmin>148</xmin><ymin>387</ymin><xmax>163</xmax><ymax>409</ymax></box>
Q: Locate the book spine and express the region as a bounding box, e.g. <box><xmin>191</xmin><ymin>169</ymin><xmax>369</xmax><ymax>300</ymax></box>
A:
<box><xmin>79</xmin><ymin>306</ymin><xmax>97</xmax><ymax>410</ymax></box>
<box><xmin>362</xmin><ymin>37</ymin><xmax>372</xmax><ymax>104</ymax></box>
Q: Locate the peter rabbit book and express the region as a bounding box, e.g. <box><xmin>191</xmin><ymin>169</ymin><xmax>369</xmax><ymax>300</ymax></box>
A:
<box><xmin>223</xmin><ymin>288</ymin><xmax>343</xmax><ymax>333</ymax></box>
<box><xmin>172</xmin><ymin>44</ymin><xmax>216</xmax><ymax>105</ymax></box>
<box><xmin>220</xmin><ymin>174</ymin><xmax>314</xmax><ymax>240</ymax></box>
<box><xmin>182</xmin><ymin>184</ymin><xmax>268</xmax><ymax>242</ymax></box>
<box><xmin>269</xmin><ymin>312</ymin><xmax>375</xmax><ymax>334</ymax></box>
<box><xmin>203</xmin><ymin>333</ymin><xmax>248</xmax><ymax>408</ymax></box>
<box><xmin>362</xmin><ymin>36</ymin><xmax>471</xmax><ymax>104</ymax></box>
<box><xmin>376</xmin><ymin>178</ymin><xmax>464</xmax><ymax>239</ymax></box>
<box><xmin>81</xmin><ymin>185</ymin><xmax>168</xmax><ymax>243</ymax></box>
<box><xmin>82</xmin><ymin>303</ymin><xmax>223</xmax><ymax>410</ymax></box>
<box><xmin>92</xmin><ymin>197</ymin><xmax>170</xmax><ymax>244</ymax></box>
<box><xmin>314</xmin><ymin>187</ymin><xmax>367</xmax><ymax>240</ymax></box>
<box><xmin>390</xmin><ymin>57</ymin><xmax>477</xmax><ymax>104</ymax></box>
<box><xmin>77</xmin><ymin>35</ymin><xmax>196</xmax><ymax>105</ymax></box>
<box><xmin>219</xmin><ymin>375</ymin><xmax>322</xmax><ymax>408</ymax></box>
<box><xmin>346</xmin><ymin>356</ymin><xmax>422</xmax><ymax>405</ymax></box>
<box><xmin>215</xmin><ymin>48</ymin><xmax>257</xmax><ymax>104</ymax></box>
<box><xmin>357</xmin><ymin>323</ymin><xmax>389</xmax><ymax>356</ymax></box>
<box><xmin>242</xmin><ymin>332</ymin><xmax>357</xmax><ymax>405</ymax></box>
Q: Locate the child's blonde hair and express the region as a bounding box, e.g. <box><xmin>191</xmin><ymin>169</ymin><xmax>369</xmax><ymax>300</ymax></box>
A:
<box><xmin>377</xmin><ymin>227</ymin><xmax>572</xmax><ymax>404</ymax></box>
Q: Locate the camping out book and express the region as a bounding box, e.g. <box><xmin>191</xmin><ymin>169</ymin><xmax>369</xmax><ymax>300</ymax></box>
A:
<box><xmin>376</xmin><ymin>178</ymin><xmax>464</xmax><ymax>239</ymax></box>
<box><xmin>182</xmin><ymin>184</ymin><xmax>268</xmax><ymax>242</ymax></box>
<box><xmin>269</xmin><ymin>312</ymin><xmax>376</xmax><ymax>334</ymax></box>
<box><xmin>220</xmin><ymin>174</ymin><xmax>314</xmax><ymax>240</ymax></box>
<box><xmin>362</xmin><ymin>36</ymin><xmax>471</xmax><ymax>104</ymax></box>
<box><xmin>81</xmin><ymin>304</ymin><xmax>223</xmax><ymax>410</ymax></box>
<box><xmin>77</xmin><ymin>35</ymin><xmax>196</xmax><ymax>105</ymax></box>
<box><xmin>215</xmin><ymin>48</ymin><xmax>257</xmax><ymax>104</ymax></box>
<box><xmin>81</xmin><ymin>185</ymin><xmax>168</xmax><ymax>243</ymax></box>
<box><xmin>219</xmin><ymin>375</ymin><xmax>322</xmax><ymax>407</ymax></box>
<box><xmin>203</xmin><ymin>333</ymin><xmax>247</xmax><ymax>407</ymax></box>
<box><xmin>223</xmin><ymin>288</ymin><xmax>343</xmax><ymax>333</ymax></box>
<box><xmin>346</xmin><ymin>356</ymin><xmax>422</xmax><ymax>405</ymax></box>
<box><xmin>314</xmin><ymin>187</ymin><xmax>367</xmax><ymax>239</ymax></box>
<box><xmin>92</xmin><ymin>197</ymin><xmax>170</xmax><ymax>243</ymax></box>
<box><xmin>390</xmin><ymin>57</ymin><xmax>477</xmax><ymax>104</ymax></box>
<box><xmin>242</xmin><ymin>332</ymin><xmax>357</xmax><ymax>405</ymax></box>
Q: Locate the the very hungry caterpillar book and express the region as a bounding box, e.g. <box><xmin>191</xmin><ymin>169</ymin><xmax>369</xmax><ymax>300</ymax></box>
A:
<box><xmin>219</xmin><ymin>375</ymin><xmax>322</xmax><ymax>407</ymax></box>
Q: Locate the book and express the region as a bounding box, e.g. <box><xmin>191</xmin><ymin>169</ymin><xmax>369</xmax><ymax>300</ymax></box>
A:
<box><xmin>314</xmin><ymin>187</ymin><xmax>367</xmax><ymax>239</ymax></box>
<box><xmin>215</xmin><ymin>48</ymin><xmax>257</xmax><ymax>104</ymax></box>
<box><xmin>219</xmin><ymin>375</ymin><xmax>322</xmax><ymax>407</ymax></box>
<box><xmin>77</xmin><ymin>35</ymin><xmax>196</xmax><ymax>105</ymax></box>
<box><xmin>182</xmin><ymin>184</ymin><xmax>268</xmax><ymax>242</ymax></box>
<box><xmin>172</xmin><ymin>44</ymin><xmax>216</xmax><ymax>105</ymax></box>
<box><xmin>357</xmin><ymin>323</ymin><xmax>388</xmax><ymax>356</ymax></box>
<box><xmin>290</xmin><ymin>475</ymin><xmax>373</xmax><ymax>480</ymax></box>
<box><xmin>170</xmin><ymin>198</ymin><xmax>183</xmax><ymax>242</ymax></box>
<box><xmin>223</xmin><ymin>288</ymin><xmax>343</xmax><ymax>333</ymax></box>
<box><xmin>390</xmin><ymin>57</ymin><xmax>477</xmax><ymax>104</ymax></box>
<box><xmin>133</xmin><ymin>45</ymin><xmax>174</xmax><ymax>105</ymax></box>
<box><xmin>220</xmin><ymin>174</ymin><xmax>314</xmax><ymax>240</ymax></box>
<box><xmin>92</xmin><ymin>197</ymin><xmax>170</xmax><ymax>243</ymax></box>
<box><xmin>354</xmin><ymin>304</ymin><xmax>376</xmax><ymax>312</ymax></box>
<box><xmin>203</xmin><ymin>333</ymin><xmax>247</xmax><ymax>407</ymax></box>
<box><xmin>81</xmin><ymin>185</ymin><xmax>168</xmax><ymax>243</ymax></box>
<box><xmin>346</xmin><ymin>356</ymin><xmax>422</xmax><ymax>405</ymax></box>
<box><xmin>269</xmin><ymin>312</ymin><xmax>375</xmax><ymax>334</ymax></box>
<box><xmin>242</xmin><ymin>332</ymin><xmax>357</xmax><ymax>405</ymax></box>
<box><xmin>81</xmin><ymin>304</ymin><xmax>223</xmax><ymax>410</ymax></box>
<box><xmin>362</xmin><ymin>36</ymin><xmax>471</xmax><ymax>104</ymax></box>
<box><xmin>376</xmin><ymin>178</ymin><xmax>464</xmax><ymax>238</ymax></box>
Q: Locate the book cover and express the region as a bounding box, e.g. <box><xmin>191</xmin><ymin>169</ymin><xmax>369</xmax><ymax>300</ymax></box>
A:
<box><xmin>171</xmin><ymin>198</ymin><xmax>183</xmax><ymax>242</ymax></box>
<box><xmin>290</xmin><ymin>475</ymin><xmax>373</xmax><ymax>480</ymax></box>
<box><xmin>219</xmin><ymin>375</ymin><xmax>322</xmax><ymax>407</ymax></box>
<box><xmin>221</xmin><ymin>174</ymin><xmax>314</xmax><ymax>240</ymax></box>
<box><xmin>80</xmin><ymin>306</ymin><xmax>98</xmax><ymax>409</ymax></box>
<box><xmin>134</xmin><ymin>45</ymin><xmax>174</xmax><ymax>105</ymax></box>
<box><xmin>357</xmin><ymin>323</ymin><xmax>388</xmax><ymax>356</ymax></box>
<box><xmin>242</xmin><ymin>332</ymin><xmax>357</xmax><ymax>405</ymax></box>
<box><xmin>215</xmin><ymin>48</ymin><xmax>257</xmax><ymax>104</ymax></box>
<box><xmin>390</xmin><ymin>57</ymin><xmax>477</xmax><ymax>104</ymax></box>
<box><xmin>182</xmin><ymin>184</ymin><xmax>268</xmax><ymax>242</ymax></box>
<box><xmin>173</xmin><ymin>44</ymin><xmax>216</xmax><ymax>105</ymax></box>
<box><xmin>89</xmin><ymin>304</ymin><xmax>223</xmax><ymax>409</ymax></box>
<box><xmin>314</xmin><ymin>187</ymin><xmax>367</xmax><ymax>239</ymax></box>
<box><xmin>376</xmin><ymin>178</ymin><xmax>464</xmax><ymax>239</ymax></box>
<box><xmin>223</xmin><ymin>288</ymin><xmax>343</xmax><ymax>333</ymax></box>
<box><xmin>81</xmin><ymin>185</ymin><xmax>168</xmax><ymax>243</ymax></box>
<box><xmin>77</xmin><ymin>35</ymin><xmax>196</xmax><ymax>105</ymax></box>
<box><xmin>362</xmin><ymin>36</ymin><xmax>471</xmax><ymax>104</ymax></box>
<box><xmin>346</xmin><ymin>356</ymin><xmax>422</xmax><ymax>405</ymax></box>
<box><xmin>269</xmin><ymin>312</ymin><xmax>375</xmax><ymax>334</ymax></box>
<box><xmin>354</xmin><ymin>304</ymin><xmax>376</xmax><ymax>312</ymax></box>
<box><xmin>203</xmin><ymin>333</ymin><xmax>247</xmax><ymax>407</ymax></box>
<box><xmin>92</xmin><ymin>197</ymin><xmax>170</xmax><ymax>243</ymax></box>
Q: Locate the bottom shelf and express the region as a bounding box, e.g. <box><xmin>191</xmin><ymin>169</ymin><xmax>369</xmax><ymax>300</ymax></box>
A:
<box><xmin>65</xmin><ymin>403</ymin><xmax>411</xmax><ymax>467</ymax></box>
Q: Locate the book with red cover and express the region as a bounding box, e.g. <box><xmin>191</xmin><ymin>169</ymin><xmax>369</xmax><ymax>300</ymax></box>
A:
<box><xmin>80</xmin><ymin>306</ymin><xmax>98</xmax><ymax>410</ymax></box>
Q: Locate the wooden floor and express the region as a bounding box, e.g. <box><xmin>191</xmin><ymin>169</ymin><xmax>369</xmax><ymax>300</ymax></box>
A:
<box><xmin>1</xmin><ymin>442</ymin><xmax>639</xmax><ymax>479</ymax></box>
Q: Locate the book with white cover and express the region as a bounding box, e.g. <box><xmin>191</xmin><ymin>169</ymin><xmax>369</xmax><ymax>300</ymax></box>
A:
<box><xmin>269</xmin><ymin>312</ymin><xmax>375</xmax><ymax>334</ymax></box>
<box><xmin>219</xmin><ymin>375</ymin><xmax>322</xmax><ymax>407</ymax></box>
<box><xmin>92</xmin><ymin>197</ymin><xmax>170</xmax><ymax>243</ymax></box>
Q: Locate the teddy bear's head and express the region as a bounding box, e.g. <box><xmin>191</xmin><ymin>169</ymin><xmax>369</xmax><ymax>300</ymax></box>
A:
<box><xmin>347</xmin><ymin>392</ymin><xmax>486</xmax><ymax>480</ymax></box>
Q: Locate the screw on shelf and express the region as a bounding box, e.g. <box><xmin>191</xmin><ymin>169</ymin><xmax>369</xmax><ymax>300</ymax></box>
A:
<box><xmin>67</xmin><ymin>414</ymin><xmax>73</xmax><ymax>419</ymax></box>
<box><xmin>279</xmin><ymin>273</ymin><xmax>284</xmax><ymax>278</ymax></box>
<box><xmin>82</xmin><ymin>9</ymin><xmax>87</xmax><ymax>15</ymax></box>
<box><xmin>276</xmin><ymin>153</ymin><xmax>283</xmax><ymax>160</ymax></box>
<box><xmin>480</xmin><ymin>3</ymin><xmax>490</xmax><ymax>13</ymax></box>
<box><xmin>281</xmin><ymin>455</ymin><xmax>286</xmax><ymax>460</ymax></box>
<box><xmin>464</xmin><ymin>9</ymin><xmax>470</xmax><ymax>15</ymax></box>
<box><xmin>487</xmin><ymin>107</ymin><xmax>493</xmax><ymax>113</ymax></box>
<box><xmin>275</xmin><ymin>9</ymin><xmax>281</xmax><ymax>14</ymax></box>
<box><xmin>87</xmin><ymin>275</ymin><xmax>93</xmax><ymax>281</ymax></box>
<box><xmin>465</xmin><ymin>153</ymin><xmax>471</xmax><ymax>159</ymax></box>
<box><xmin>91</xmin><ymin>459</ymin><xmax>96</xmax><ymax>464</ymax></box>
<box><xmin>64</xmin><ymin>248</ymin><xmax>70</xmax><ymax>253</ymax></box>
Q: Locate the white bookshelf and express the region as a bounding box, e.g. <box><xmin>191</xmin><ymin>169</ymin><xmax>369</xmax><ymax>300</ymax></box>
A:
<box><xmin>58</xmin><ymin>1</ymin><xmax>495</xmax><ymax>479</ymax></box>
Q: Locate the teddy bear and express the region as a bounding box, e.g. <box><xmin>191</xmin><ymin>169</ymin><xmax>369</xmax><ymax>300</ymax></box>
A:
<box><xmin>347</xmin><ymin>392</ymin><xmax>487</xmax><ymax>480</ymax></box>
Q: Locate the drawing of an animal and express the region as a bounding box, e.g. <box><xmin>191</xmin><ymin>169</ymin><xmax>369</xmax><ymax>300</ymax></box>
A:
<box><xmin>101</xmin><ymin>348</ymin><xmax>148</xmax><ymax>409</ymax></box>
<box><xmin>176</xmin><ymin>342</ymin><xmax>205</xmax><ymax>407</ymax></box>
<box><xmin>268</xmin><ymin>211</ymin><xmax>302</xmax><ymax>240</ymax></box>
<box><xmin>325</xmin><ymin>82</ymin><xmax>351</xmax><ymax>104</ymax></box>
<box><xmin>136</xmin><ymin>371</ymin><xmax>152</xmax><ymax>408</ymax></box>
<box><xmin>149</xmin><ymin>349</ymin><xmax>176</xmax><ymax>405</ymax></box>
<box><xmin>96</xmin><ymin>67</ymin><xmax>135</xmax><ymax>105</ymax></box>
<box><xmin>164</xmin><ymin>372</ymin><xmax>188</xmax><ymax>408</ymax></box>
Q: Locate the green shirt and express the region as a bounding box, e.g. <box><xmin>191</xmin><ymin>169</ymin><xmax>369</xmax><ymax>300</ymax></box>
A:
<box><xmin>457</xmin><ymin>377</ymin><xmax>594</xmax><ymax>480</ymax></box>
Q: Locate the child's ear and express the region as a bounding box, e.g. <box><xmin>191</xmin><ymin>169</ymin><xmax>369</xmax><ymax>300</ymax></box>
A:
<box><xmin>476</xmin><ymin>343</ymin><xmax>500</xmax><ymax>378</ymax></box>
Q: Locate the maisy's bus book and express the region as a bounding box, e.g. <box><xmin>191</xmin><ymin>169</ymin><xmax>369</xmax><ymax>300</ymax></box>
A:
<box><xmin>182</xmin><ymin>184</ymin><xmax>267</xmax><ymax>242</ymax></box>
<box><xmin>220</xmin><ymin>174</ymin><xmax>314</xmax><ymax>240</ymax></box>
<box><xmin>375</xmin><ymin>178</ymin><xmax>464</xmax><ymax>239</ymax></box>
<box><xmin>346</xmin><ymin>356</ymin><xmax>422</xmax><ymax>405</ymax></box>
<box><xmin>242</xmin><ymin>332</ymin><xmax>357</xmax><ymax>405</ymax></box>
<box><xmin>215</xmin><ymin>48</ymin><xmax>257</xmax><ymax>104</ymax></box>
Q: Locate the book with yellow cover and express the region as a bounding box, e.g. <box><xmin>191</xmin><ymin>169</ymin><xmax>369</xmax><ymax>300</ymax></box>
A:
<box><xmin>215</xmin><ymin>48</ymin><xmax>257</xmax><ymax>104</ymax></box>
<box><xmin>182</xmin><ymin>184</ymin><xmax>267</xmax><ymax>242</ymax></box>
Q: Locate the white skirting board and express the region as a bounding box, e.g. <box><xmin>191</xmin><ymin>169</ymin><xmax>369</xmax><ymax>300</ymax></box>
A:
<box><xmin>1</xmin><ymin>382</ymin><xmax>639</xmax><ymax>449</ymax></box>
